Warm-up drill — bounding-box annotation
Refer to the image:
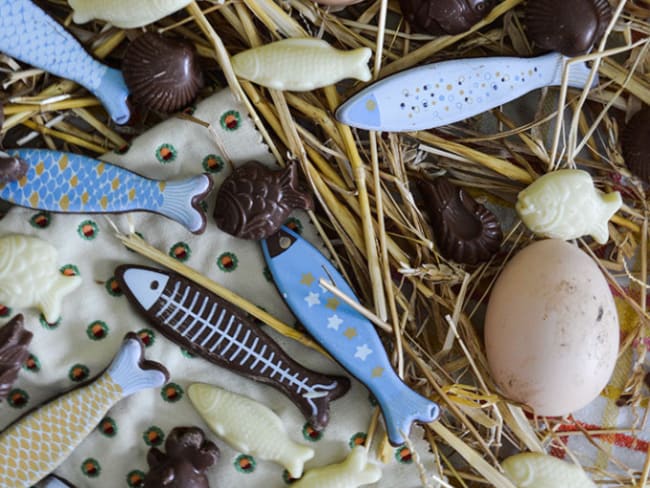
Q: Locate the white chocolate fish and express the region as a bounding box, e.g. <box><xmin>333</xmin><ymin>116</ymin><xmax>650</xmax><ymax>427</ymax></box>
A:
<box><xmin>516</xmin><ymin>169</ymin><xmax>622</xmax><ymax>244</ymax></box>
<box><xmin>0</xmin><ymin>235</ymin><xmax>82</xmax><ymax>323</ymax></box>
<box><xmin>231</xmin><ymin>38</ymin><xmax>372</xmax><ymax>91</ymax></box>
<box><xmin>69</xmin><ymin>0</ymin><xmax>192</xmax><ymax>28</ymax></box>
<box><xmin>188</xmin><ymin>383</ymin><xmax>314</xmax><ymax>478</ymax></box>
<box><xmin>503</xmin><ymin>453</ymin><xmax>597</xmax><ymax>488</ymax></box>
<box><xmin>292</xmin><ymin>446</ymin><xmax>381</xmax><ymax>488</ymax></box>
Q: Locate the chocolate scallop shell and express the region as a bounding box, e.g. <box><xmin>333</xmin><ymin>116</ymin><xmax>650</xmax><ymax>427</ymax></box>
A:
<box><xmin>621</xmin><ymin>107</ymin><xmax>650</xmax><ymax>184</ymax></box>
<box><xmin>418</xmin><ymin>176</ymin><xmax>502</xmax><ymax>265</ymax></box>
<box><xmin>525</xmin><ymin>0</ymin><xmax>612</xmax><ymax>57</ymax></box>
<box><xmin>123</xmin><ymin>33</ymin><xmax>204</xmax><ymax>113</ymax></box>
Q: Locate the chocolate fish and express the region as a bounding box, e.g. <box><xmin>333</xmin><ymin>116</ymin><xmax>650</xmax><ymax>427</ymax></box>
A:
<box><xmin>115</xmin><ymin>265</ymin><xmax>350</xmax><ymax>430</ymax></box>
<box><xmin>0</xmin><ymin>314</ymin><xmax>32</xmax><ymax>400</ymax></box>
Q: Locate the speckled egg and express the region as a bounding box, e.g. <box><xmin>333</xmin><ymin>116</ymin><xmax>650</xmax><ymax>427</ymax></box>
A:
<box><xmin>484</xmin><ymin>239</ymin><xmax>619</xmax><ymax>416</ymax></box>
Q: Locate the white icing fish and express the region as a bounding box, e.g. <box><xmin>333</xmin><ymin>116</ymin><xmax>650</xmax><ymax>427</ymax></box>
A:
<box><xmin>0</xmin><ymin>235</ymin><xmax>82</xmax><ymax>323</ymax></box>
<box><xmin>188</xmin><ymin>383</ymin><xmax>315</xmax><ymax>478</ymax></box>
<box><xmin>502</xmin><ymin>453</ymin><xmax>597</xmax><ymax>488</ymax></box>
<box><xmin>69</xmin><ymin>0</ymin><xmax>193</xmax><ymax>28</ymax></box>
<box><xmin>516</xmin><ymin>169</ymin><xmax>621</xmax><ymax>244</ymax></box>
<box><xmin>292</xmin><ymin>446</ymin><xmax>382</xmax><ymax>488</ymax></box>
<box><xmin>231</xmin><ymin>38</ymin><xmax>372</xmax><ymax>91</ymax></box>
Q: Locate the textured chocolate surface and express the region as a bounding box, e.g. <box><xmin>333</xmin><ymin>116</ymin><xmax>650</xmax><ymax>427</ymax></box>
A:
<box><xmin>419</xmin><ymin>176</ymin><xmax>502</xmax><ymax>264</ymax></box>
<box><xmin>213</xmin><ymin>161</ymin><xmax>314</xmax><ymax>240</ymax></box>
<box><xmin>145</xmin><ymin>427</ymin><xmax>219</xmax><ymax>488</ymax></box>
<box><xmin>525</xmin><ymin>0</ymin><xmax>612</xmax><ymax>57</ymax></box>
<box><xmin>399</xmin><ymin>0</ymin><xmax>498</xmax><ymax>35</ymax></box>
<box><xmin>622</xmin><ymin>107</ymin><xmax>650</xmax><ymax>183</ymax></box>
<box><xmin>0</xmin><ymin>154</ymin><xmax>28</xmax><ymax>183</ymax></box>
<box><xmin>0</xmin><ymin>314</ymin><xmax>33</xmax><ymax>400</ymax></box>
<box><xmin>123</xmin><ymin>33</ymin><xmax>203</xmax><ymax>113</ymax></box>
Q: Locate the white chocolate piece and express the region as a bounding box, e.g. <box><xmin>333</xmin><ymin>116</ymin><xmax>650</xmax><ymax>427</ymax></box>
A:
<box><xmin>503</xmin><ymin>453</ymin><xmax>596</xmax><ymax>488</ymax></box>
<box><xmin>68</xmin><ymin>0</ymin><xmax>193</xmax><ymax>28</ymax></box>
<box><xmin>231</xmin><ymin>38</ymin><xmax>372</xmax><ymax>91</ymax></box>
<box><xmin>188</xmin><ymin>383</ymin><xmax>314</xmax><ymax>478</ymax></box>
<box><xmin>516</xmin><ymin>169</ymin><xmax>622</xmax><ymax>244</ymax></box>
<box><xmin>0</xmin><ymin>235</ymin><xmax>82</xmax><ymax>323</ymax></box>
<box><xmin>292</xmin><ymin>446</ymin><xmax>382</xmax><ymax>488</ymax></box>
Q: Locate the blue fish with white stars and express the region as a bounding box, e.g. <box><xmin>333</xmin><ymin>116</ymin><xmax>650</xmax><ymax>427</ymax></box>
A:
<box><xmin>262</xmin><ymin>226</ymin><xmax>440</xmax><ymax>446</ymax></box>
<box><xmin>336</xmin><ymin>52</ymin><xmax>597</xmax><ymax>132</ymax></box>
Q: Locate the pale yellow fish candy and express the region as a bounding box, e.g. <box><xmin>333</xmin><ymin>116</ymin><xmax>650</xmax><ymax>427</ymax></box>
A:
<box><xmin>0</xmin><ymin>234</ymin><xmax>82</xmax><ymax>323</ymax></box>
<box><xmin>188</xmin><ymin>383</ymin><xmax>314</xmax><ymax>478</ymax></box>
<box><xmin>516</xmin><ymin>169</ymin><xmax>621</xmax><ymax>244</ymax></box>
<box><xmin>69</xmin><ymin>0</ymin><xmax>201</xmax><ymax>28</ymax></box>
<box><xmin>503</xmin><ymin>452</ymin><xmax>597</xmax><ymax>488</ymax></box>
<box><xmin>292</xmin><ymin>446</ymin><xmax>382</xmax><ymax>488</ymax></box>
<box><xmin>231</xmin><ymin>38</ymin><xmax>372</xmax><ymax>92</ymax></box>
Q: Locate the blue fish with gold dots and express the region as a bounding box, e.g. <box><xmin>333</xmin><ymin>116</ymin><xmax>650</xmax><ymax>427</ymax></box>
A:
<box><xmin>0</xmin><ymin>149</ymin><xmax>213</xmax><ymax>234</ymax></box>
<box><xmin>262</xmin><ymin>226</ymin><xmax>440</xmax><ymax>446</ymax></box>
<box><xmin>336</xmin><ymin>52</ymin><xmax>597</xmax><ymax>132</ymax></box>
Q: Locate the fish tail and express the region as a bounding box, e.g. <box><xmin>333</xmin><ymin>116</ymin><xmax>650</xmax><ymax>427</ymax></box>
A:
<box><xmin>280</xmin><ymin>163</ymin><xmax>314</xmax><ymax>210</ymax></box>
<box><xmin>159</xmin><ymin>174</ymin><xmax>213</xmax><ymax>234</ymax></box>
<box><xmin>300</xmin><ymin>374</ymin><xmax>350</xmax><ymax>431</ymax></box>
<box><xmin>95</xmin><ymin>67</ymin><xmax>132</xmax><ymax>125</ymax></box>
<box><xmin>39</xmin><ymin>273</ymin><xmax>83</xmax><ymax>324</ymax></box>
<box><xmin>107</xmin><ymin>333</ymin><xmax>169</xmax><ymax>397</ymax></box>
<box><xmin>376</xmin><ymin>383</ymin><xmax>440</xmax><ymax>446</ymax></box>
<box><xmin>602</xmin><ymin>190</ymin><xmax>623</xmax><ymax>216</ymax></box>
<box><xmin>591</xmin><ymin>190</ymin><xmax>622</xmax><ymax>244</ymax></box>
<box><xmin>347</xmin><ymin>47</ymin><xmax>372</xmax><ymax>82</ymax></box>
<box><xmin>551</xmin><ymin>55</ymin><xmax>599</xmax><ymax>90</ymax></box>
<box><xmin>280</xmin><ymin>443</ymin><xmax>315</xmax><ymax>478</ymax></box>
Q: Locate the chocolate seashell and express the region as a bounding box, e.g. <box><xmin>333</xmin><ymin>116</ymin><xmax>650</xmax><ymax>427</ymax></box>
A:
<box><xmin>214</xmin><ymin>161</ymin><xmax>314</xmax><ymax>240</ymax></box>
<box><xmin>0</xmin><ymin>314</ymin><xmax>33</xmax><ymax>400</ymax></box>
<box><xmin>621</xmin><ymin>106</ymin><xmax>650</xmax><ymax>183</ymax></box>
<box><xmin>399</xmin><ymin>0</ymin><xmax>498</xmax><ymax>35</ymax></box>
<box><xmin>123</xmin><ymin>33</ymin><xmax>203</xmax><ymax>113</ymax></box>
<box><xmin>525</xmin><ymin>0</ymin><xmax>612</xmax><ymax>57</ymax></box>
<box><xmin>0</xmin><ymin>154</ymin><xmax>28</xmax><ymax>183</ymax></box>
<box><xmin>419</xmin><ymin>176</ymin><xmax>502</xmax><ymax>265</ymax></box>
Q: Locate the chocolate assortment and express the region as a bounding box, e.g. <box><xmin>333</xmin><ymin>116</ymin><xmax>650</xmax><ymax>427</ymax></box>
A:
<box><xmin>399</xmin><ymin>0</ymin><xmax>498</xmax><ymax>35</ymax></box>
<box><xmin>0</xmin><ymin>314</ymin><xmax>32</xmax><ymax>400</ymax></box>
<box><xmin>622</xmin><ymin>106</ymin><xmax>650</xmax><ymax>183</ymax></box>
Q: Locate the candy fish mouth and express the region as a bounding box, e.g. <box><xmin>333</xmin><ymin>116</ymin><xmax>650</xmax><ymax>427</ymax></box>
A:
<box><xmin>335</xmin><ymin>93</ymin><xmax>381</xmax><ymax>131</ymax></box>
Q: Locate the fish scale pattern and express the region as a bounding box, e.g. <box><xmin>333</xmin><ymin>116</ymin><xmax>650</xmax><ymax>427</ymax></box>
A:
<box><xmin>0</xmin><ymin>0</ymin><xmax>106</xmax><ymax>90</ymax></box>
<box><xmin>0</xmin><ymin>149</ymin><xmax>164</xmax><ymax>213</ymax></box>
<box><xmin>0</xmin><ymin>375</ymin><xmax>123</xmax><ymax>486</ymax></box>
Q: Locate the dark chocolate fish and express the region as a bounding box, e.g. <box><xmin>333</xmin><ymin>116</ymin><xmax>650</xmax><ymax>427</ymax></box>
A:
<box><xmin>400</xmin><ymin>0</ymin><xmax>498</xmax><ymax>35</ymax></box>
<box><xmin>115</xmin><ymin>265</ymin><xmax>349</xmax><ymax>430</ymax></box>
<box><xmin>622</xmin><ymin>106</ymin><xmax>650</xmax><ymax>184</ymax></box>
<box><xmin>0</xmin><ymin>314</ymin><xmax>32</xmax><ymax>400</ymax></box>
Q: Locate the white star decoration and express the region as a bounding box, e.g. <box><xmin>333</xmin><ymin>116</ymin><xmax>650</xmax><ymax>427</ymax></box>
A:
<box><xmin>354</xmin><ymin>344</ymin><xmax>373</xmax><ymax>361</ymax></box>
<box><xmin>327</xmin><ymin>314</ymin><xmax>343</xmax><ymax>330</ymax></box>
<box><xmin>304</xmin><ymin>292</ymin><xmax>321</xmax><ymax>307</ymax></box>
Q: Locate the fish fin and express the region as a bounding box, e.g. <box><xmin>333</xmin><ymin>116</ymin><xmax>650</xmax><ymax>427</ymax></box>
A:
<box><xmin>159</xmin><ymin>174</ymin><xmax>213</xmax><ymax>234</ymax></box>
<box><xmin>348</xmin><ymin>47</ymin><xmax>372</xmax><ymax>82</ymax></box>
<box><xmin>297</xmin><ymin>375</ymin><xmax>350</xmax><ymax>431</ymax></box>
<box><xmin>282</xmin><ymin>443</ymin><xmax>315</xmax><ymax>478</ymax></box>
<box><xmin>280</xmin><ymin>38</ymin><xmax>333</xmax><ymax>50</ymax></box>
<box><xmin>38</xmin><ymin>274</ymin><xmax>82</xmax><ymax>324</ymax></box>
<box><xmin>107</xmin><ymin>333</ymin><xmax>169</xmax><ymax>397</ymax></box>
<box><xmin>550</xmin><ymin>55</ymin><xmax>599</xmax><ymax>90</ymax></box>
<box><xmin>95</xmin><ymin>67</ymin><xmax>131</xmax><ymax>125</ymax></box>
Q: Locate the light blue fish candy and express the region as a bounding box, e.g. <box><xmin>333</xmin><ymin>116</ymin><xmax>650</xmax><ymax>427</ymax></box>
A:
<box><xmin>336</xmin><ymin>52</ymin><xmax>597</xmax><ymax>132</ymax></box>
<box><xmin>0</xmin><ymin>0</ymin><xmax>131</xmax><ymax>124</ymax></box>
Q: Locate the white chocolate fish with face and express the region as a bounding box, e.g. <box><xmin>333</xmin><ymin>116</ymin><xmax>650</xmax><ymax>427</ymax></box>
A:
<box><xmin>503</xmin><ymin>453</ymin><xmax>597</xmax><ymax>488</ymax></box>
<box><xmin>292</xmin><ymin>446</ymin><xmax>381</xmax><ymax>488</ymax></box>
<box><xmin>0</xmin><ymin>235</ymin><xmax>82</xmax><ymax>323</ymax></box>
<box><xmin>516</xmin><ymin>169</ymin><xmax>621</xmax><ymax>244</ymax></box>
<box><xmin>231</xmin><ymin>38</ymin><xmax>372</xmax><ymax>91</ymax></box>
<box><xmin>188</xmin><ymin>383</ymin><xmax>314</xmax><ymax>478</ymax></box>
<box><xmin>68</xmin><ymin>0</ymin><xmax>193</xmax><ymax>28</ymax></box>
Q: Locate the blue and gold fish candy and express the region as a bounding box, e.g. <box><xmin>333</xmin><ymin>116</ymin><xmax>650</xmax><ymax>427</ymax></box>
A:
<box><xmin>0</xmin><ymin>149</ymin><xmax>213</xmax><ymax>234</ymax></box>
<box><xmin>262</xmin><ymin>226</ymin><xmax>441</xmax><ymax>446</ymax></box>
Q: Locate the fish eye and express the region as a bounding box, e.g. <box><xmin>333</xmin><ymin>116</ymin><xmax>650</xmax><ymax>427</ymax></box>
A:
<box><xmin>150</xmin><ymin>280</ymin><xmax>159</xmax><ymax>290</ymax></box>
<box><xmin>475</xmin><ymin>2</ymin><xmax>485</xmax><ymax>11</ymax></box>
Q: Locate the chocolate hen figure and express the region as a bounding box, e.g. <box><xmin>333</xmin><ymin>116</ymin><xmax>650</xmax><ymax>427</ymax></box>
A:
<box><xmin>0</xmin><ymin>314</ymin><xmax>33</xmax><ymax>400</ymax></box>
<box><xmin>213</xmin><ymin>161</ymin><xmax>314</xmax><ymax>240</ymax></box>
<box><xmin>144</xmin><ymin>427</ymin><xmax>219</xmax><ymax>488</ymax></box>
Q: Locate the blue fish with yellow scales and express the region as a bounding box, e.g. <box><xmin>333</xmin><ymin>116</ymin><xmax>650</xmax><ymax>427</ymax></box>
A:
<box><xmin>0</xmin><ymin>149</ymin><xmax>213</xmax><ymax>234</ymax></box>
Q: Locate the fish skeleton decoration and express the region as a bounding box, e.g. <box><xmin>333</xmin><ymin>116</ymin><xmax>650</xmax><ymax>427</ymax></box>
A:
<box><xmin>502</xmin><ymin>452</ymin><xmax>597</xmax><ymax>488</ymax></box>
<box><xmin>0</xmin><ymin>149</ymin><xmax>213</xmax><ymax>234</ymax></box>
<box><xmin>188</xmin><ymin>383</ymin><xmax>314</xmax><ymax>478</ymax></box>
<box><xmin>0</xmin><ymin>333</ymin><xmax>169</xmax><ymax>487</ymax></box>
<box><xmin>231</xmin><ymin>38</ymin><xmax>372</xmax><ymax>91</ymax></box>
<box><xmin>262</xmin><ymin>226</ymin><xmax>440</xmax><ymax>446</ymax></box>
<box><xmin>516</xmin><ymin>169</ymin><xmax>622</xmax><ymax>244</ymax></box>
<box><xmin>69</xmin><ymin>0</ymin><xmax>193</xmax><ymax>28</ymax></box>
<box><xmin>0</xmin><ymin>235</ymin><xmax>82</xmax><ymax>323</ymax></box>
<box><xmin>0</xmin><ymin>0</ymin><xmax>131</xmax><ymax>124</ymax></box>
<box><xmin>336</xmin><ymin>52</ymin><xmax>596</xmax><ymax>132</ymax></box>
<box><xmin>115</xmin><ymin>265</ymin><xmax>350</xmax><ymax>430</ymax></box>
<box><xmin>291</xmin><ymin>446</ymin><xmax>382</xmax><ymax>488</ymax></box>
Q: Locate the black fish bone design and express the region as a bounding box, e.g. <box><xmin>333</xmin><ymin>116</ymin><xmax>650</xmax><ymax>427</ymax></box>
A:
<box><xmin>115</xmin><ymin>265</ymin><xmax>349</xmax><ymax>430</ymax></box>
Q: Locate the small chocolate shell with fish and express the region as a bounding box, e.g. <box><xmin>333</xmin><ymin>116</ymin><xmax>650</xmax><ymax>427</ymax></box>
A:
<box><xmin>399</xmin><ymin>0</ymin><xmax>499</xmax><ymax>35</ymax></box>
<box><xmin>123</xmin><ymin>33</ymin><xmax>204</xmax><ymax>113</ymax></box>
<box><xmin>622</xmin><ymin>106</ymin><xmax>650</xmax><ymax>184</ymax></box>
<box><xmin>0</xmin><ymin>314</ymin><xmax>33</xmax><ymax>400</ymax></box>
<box><xmin>213</xmin><ymin>161</ymin><xmax>314</xmax><ymax>240</ymax></box>
<box><xmin>525</xmin><ymin>0</ymin><xmax>612</xmax><ymax>57</ymax></box>
<box><xmin>418</xmin><ymin>176</ymin><xmax>502</xmax><ymax>265</ymax></box>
